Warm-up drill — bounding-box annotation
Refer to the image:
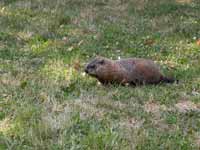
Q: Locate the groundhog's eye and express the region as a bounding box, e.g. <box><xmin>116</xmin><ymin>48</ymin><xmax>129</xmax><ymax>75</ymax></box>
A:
<box><xmin>90</xmin><ymin>65</ymin><xmax>96</xmax><ymax>69</ymax></box>
<box><xmin>99</xmin><ymin>59</ymin><xmax>104</xmax><ymax>65</ymax></box>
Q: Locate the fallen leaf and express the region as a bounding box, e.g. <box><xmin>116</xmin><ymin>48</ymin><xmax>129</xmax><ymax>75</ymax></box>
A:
<box><xmin>196</xmin><ymin>39</ymin><xmax>200</xmax><ymax>46</ymax></box>
<box><xmin>73</xmin><ymin>60</ymin><xmax>81</xmax><ymax>71</ymax></box>
<box><xmin>67</xmin><ymin>46</ymin><xmax>74</xmax><ymax>51</ymax></box>
<box><xmin>78</xmin><ymin>40</ymin><xmax>83</xmax><ymax>46</ymax></box>
<box><xmin>62</xmin><ymin>36</ymin><xmax>68</xmax><ymax>41</ymax></box>
<box><xmin>144</xmin><ymin>39</ymin><xmax>155</xmax><ymax>46</ymax></box>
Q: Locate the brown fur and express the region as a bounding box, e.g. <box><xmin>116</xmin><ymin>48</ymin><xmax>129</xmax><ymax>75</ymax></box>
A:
<box><xmin>85</xmin><ymin>57</ymin><xmax>176</xmax><ymax>85</ymax></box>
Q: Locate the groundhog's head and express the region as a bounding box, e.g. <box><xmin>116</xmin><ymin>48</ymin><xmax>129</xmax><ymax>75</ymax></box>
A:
<box><xmin>85</xmin><ymin>57</ymin><xmax>111</xmax><ymax>78</ymax></box>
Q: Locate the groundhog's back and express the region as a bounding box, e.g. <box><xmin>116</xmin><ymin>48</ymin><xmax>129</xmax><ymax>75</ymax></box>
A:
<box><xmin>116</xmin><ymin>58</ymin><xmax>162</xmax><ymax>84</ymax></box>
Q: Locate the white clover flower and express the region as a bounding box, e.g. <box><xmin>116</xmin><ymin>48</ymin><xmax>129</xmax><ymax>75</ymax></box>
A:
<box><xmin>193</xmin><ymin>37</ymin><xmax>197</xmax><ymax>40</ymax></box>
<box><xmin>81</xmin><ymin>72</ymin><xmax>86</xmax><ymax>77</ymax></box>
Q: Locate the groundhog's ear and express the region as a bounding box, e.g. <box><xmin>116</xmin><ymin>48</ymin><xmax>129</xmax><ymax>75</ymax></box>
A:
<box><xmin>96</xmin><ymin>55</ymin><xmax>103</xmax><ymax>59</ymax></box>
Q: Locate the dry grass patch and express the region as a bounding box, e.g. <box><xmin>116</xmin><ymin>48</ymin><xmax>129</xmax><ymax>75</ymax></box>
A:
<box><xmin>0</xmin><ymin>73</ymin><xmax>20</xmax><ymax>87</ymax></box>
<box><xmin>41</xmin><ymin>101</ymin><xmax>72</xmax><ymax>131</ymax></box>
<box><xmin>175</xmin><ymin>100</ymin><xmax>199</xmax><ymax>113</ymax></box>
<box><xmin>0</xmin><ymin>117</ymin><xmax>11</xmax><ymax>134</ymax></box>
<box><xmin>72</xmin><ymin>98</ymin><xmax>107</xmax><ymax>120</ymax></box>
<box><xmin>195</xmin><ymin>132</ymin><xmax>200</xmax><ymax>148</ymax></box>
<box><xmin>176</xmin><ymin>0</ymin><xmax>193</xmax><ymax>4</ymax></box>
<box><xmin>144</xmin><ymin>101</ymin><xmax>161</xmax><ymax>114</ymax></box>
<box><xmin>119</xmin><ymin>117</ymin><xmax>144</xmax><ymax>130</ymax></box>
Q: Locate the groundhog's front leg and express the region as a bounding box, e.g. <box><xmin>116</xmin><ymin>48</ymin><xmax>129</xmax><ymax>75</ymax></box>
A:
<box><xmin>97</xmin><ymin>78</ymin><xmax>109</xmax><ymax>85</ymax></box>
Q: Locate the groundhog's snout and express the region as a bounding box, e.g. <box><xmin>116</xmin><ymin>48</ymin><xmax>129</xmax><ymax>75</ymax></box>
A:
<box><xmin>84</xmin><ymin>65</ymin><xmax>89</xmax><ymax>74</ymax></box>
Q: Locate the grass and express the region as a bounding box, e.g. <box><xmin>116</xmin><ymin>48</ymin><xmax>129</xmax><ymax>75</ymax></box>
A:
<box><xmin>0</xmin><ymin>0</ymin><xmax>200</xmax><ymax>149</ymax></box>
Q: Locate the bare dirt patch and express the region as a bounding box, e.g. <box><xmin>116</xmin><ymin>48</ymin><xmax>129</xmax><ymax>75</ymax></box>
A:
<box><xmin>119</xmin><ymin>117</ymin><xmax>144</xmax><ymax>129</ymax></box>
<box><xmin>144</xmin><ymin>101</ymin><xmax>161</xmax><ymax>114</ymax></box>
<box><xmin>175</xmin><ymin>100</ymin><xmax>199</xmax><ymax>113</ymax></box>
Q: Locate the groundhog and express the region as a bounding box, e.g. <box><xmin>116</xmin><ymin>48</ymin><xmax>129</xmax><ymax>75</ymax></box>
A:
<box><xmin>84</xmin><ymin>56</ymin><xmax>177</xmax><ymax>85</ymax></box>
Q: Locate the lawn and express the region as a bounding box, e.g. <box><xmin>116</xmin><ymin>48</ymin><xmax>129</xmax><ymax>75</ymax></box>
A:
<box><xmin>0</xmin><ymin>0</ymin><xmax>200</xmax><ymax>149</ymax></box>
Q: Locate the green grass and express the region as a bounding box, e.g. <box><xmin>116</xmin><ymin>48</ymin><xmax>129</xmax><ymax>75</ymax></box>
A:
<box><xmin>0</xmin><ymin>0</ymin><xmax>200</xmax><ymax>149</ymax></box>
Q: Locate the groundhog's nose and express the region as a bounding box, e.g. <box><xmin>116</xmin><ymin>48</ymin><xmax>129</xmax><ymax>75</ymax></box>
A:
<box><xmin>84</xmin><ymin>66</ymin><xmax>89</xmax><ymax>73</ymax></box>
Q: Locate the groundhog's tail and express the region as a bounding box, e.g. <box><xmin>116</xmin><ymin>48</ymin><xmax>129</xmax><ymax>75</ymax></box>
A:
<box><xmin>160</xmin><ymin>76</ymin><xmax>178</xmax><ymax>84</ymax></box>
